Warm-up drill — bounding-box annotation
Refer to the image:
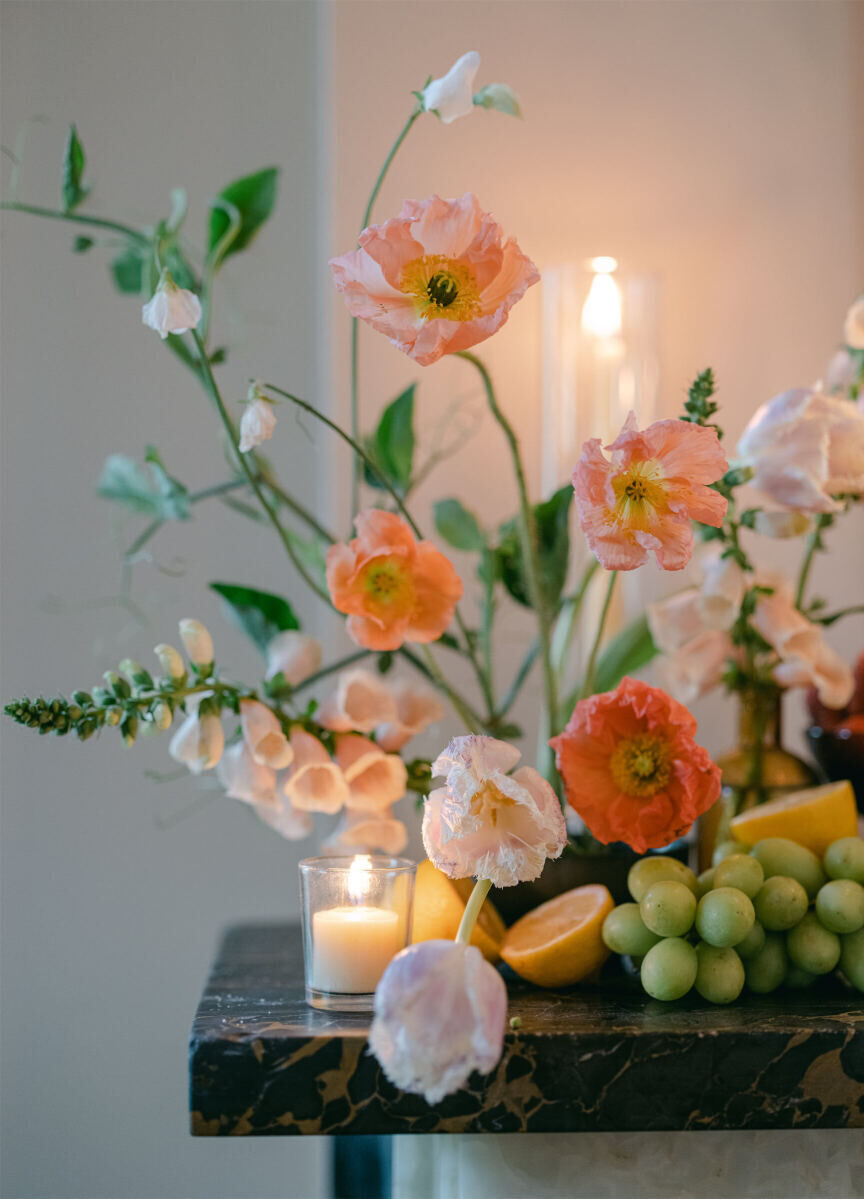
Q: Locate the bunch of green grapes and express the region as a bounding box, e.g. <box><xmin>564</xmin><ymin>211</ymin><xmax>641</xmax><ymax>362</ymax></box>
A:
<box><xmin>601</xmin><ymin>835</ymin><xmax>864</xmax><ymax>1003</ymax></box>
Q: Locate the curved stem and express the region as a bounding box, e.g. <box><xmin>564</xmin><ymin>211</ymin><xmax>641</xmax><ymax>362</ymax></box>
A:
<box><xmin>580</xmin><ymin>571</ymin><xmax>618</xmax><ymax>700</ymax></box>
<box><xmin>290</xmin><ymin>649</ymin><xmax>372</xmax><ymax>695</ymax></box>
<box><xmin>0</xmin><ymin>201</ymin><xmax>151</xmax><ymax>245</ymax></box>
<box><xmin>456</xmin><ymin>878</ymin><xmax>493</xmax><ymax>944</ymax></box>
<box><xmin>795</xmin><ymin>514</ymin><xmax>831</xmax><ymax>610</ymax></box>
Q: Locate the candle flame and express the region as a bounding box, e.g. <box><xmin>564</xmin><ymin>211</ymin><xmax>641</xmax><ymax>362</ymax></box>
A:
<box><xmin>581</xmin><ymin>269</ymin><xmax>622</xmax><ymax>339</ymax></box>
<box><xmin>347</xmin><ymin>853</ymin><xmax>373</xmax><ymax>903</ymax></box>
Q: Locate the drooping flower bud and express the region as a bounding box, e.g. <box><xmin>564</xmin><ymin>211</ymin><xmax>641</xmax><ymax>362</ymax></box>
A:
<box><xmin>421</xmin><ymin>51</ymin><xmax>480</xmax><ymax>123</ymax></box>
<box><xmin>239</xmin><ymin>383</ymin><xmax>277</xmax><ymax>453</ymax></box>
<box><xmin>169</xmin><ymin>708</ymin><xmax>224</xmax><ymax>774</ymax></box>
<box><xmin>151</xmin><ymin>701</ymin><xmax>173</xmax><ymax>730</ymax></box>
<box><xmin>141</xmin><ymin>270</ymin><xmax>202</xmax><ymax>339</ymax></box>
<box><xmin>154</xmin><ymin>643</ymin><xmax>186</xmax><ymax>680</ymax></box>
<box><xmin>179</xmin><ymin>619</ymin><xmax>214</xmax><ymax>672</ymax></box>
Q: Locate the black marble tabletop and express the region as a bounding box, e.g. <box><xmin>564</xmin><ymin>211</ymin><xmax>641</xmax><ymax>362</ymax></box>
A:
<box><xmin>189</xmin><ymin>922</ymin><xmax>864</xmax><ymax>1136</ymax></box>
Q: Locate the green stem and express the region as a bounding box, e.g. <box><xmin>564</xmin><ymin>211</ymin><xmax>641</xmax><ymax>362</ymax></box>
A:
<box><xmin>0</xmin><ymin>201</ymin><xmax>151</xmax><ymax>245</ymax></box>
<box><xmin>456</xmin><ymin>351</ymin><xmax>558</xmax><ymax>772</ymax></box>
<box><xmin>580</xmin><ymin>571</ymin><xmax>618</xmax><ymax>699</ymax></box>
<box><xmin>455</xmin><ymin>878</ymin><xmax>493</xmax><ymax>944</ymax></box>
<box><xmin>795</xmin><ymin>514</ymin><xmax>831</xmax><ymax>610</ymax></box>
<box><xmin>290</xmin><ymin>650</ymin><xmax>372</xmax><ymax>695</ymax></box>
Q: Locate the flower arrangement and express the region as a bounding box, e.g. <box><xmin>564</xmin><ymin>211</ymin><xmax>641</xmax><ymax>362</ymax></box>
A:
<box><xmin>4</xmin><ymin>52</ymin><xmax>864</xmax><ymax>1104</ymax></box>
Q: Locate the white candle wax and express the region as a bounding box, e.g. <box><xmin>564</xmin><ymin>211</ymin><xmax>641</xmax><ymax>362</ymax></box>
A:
<box><xmin>312</xmin><ymin>905</ymin><xmax>402</xmax><ymax>994</ymax></box>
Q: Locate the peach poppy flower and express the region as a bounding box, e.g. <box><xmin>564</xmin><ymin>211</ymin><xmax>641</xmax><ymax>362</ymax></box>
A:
<box><xmin>375</xmin><ymin>678</ymin><xmax>447</xmax><ymax>752</ymax></box>
<box><xmin>323</xmin><ymin>808</ymin><xmax>408</xmax><ymax>856</ymax></box>
<box><xmin>326</xmin><ymin>510</ymin><xmax>463</xmax><ymax>651</ymax></box>
<box><xmin>550</xmin><ymin>677</ymin><xmax>721</xmax><ymax>854</ymax></box>
<box><xmin>282</xmin><ymin>728</ymin><xmax>349</xmax><ymax>814</ymax></box>
<box><xmin>329</xmin><ymin>194</ymin><xmax>539</xmax><ymax>366</ymax></box>
<box><xmin>317</xmin><ymin>668</ymin><xmax>397</xmax><ymax>733</ymax></box>
<box><xmin>334</xmin><ymin>734</ymin><xmax>408</xmax><ymax>812</ymax></box>
<box><xmin>573</xmin><ymin>414</ymin><xmax>728</xmax><ymax>571</ymax></box>
<box><xmin>422</xmin><ymin>736</ymin><xmax>567</xmax><ymax>887</ymax></box>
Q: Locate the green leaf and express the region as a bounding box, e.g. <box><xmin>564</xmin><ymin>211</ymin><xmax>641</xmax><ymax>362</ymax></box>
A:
<box><xmin>497</xmin><ymin>485</ymin><xmax>573</xmax><ymax>611</ymax></box>
<box><xmin>434</xmin><ymin>498</ymin><xmax>486</xmax><ymax>552</ymax></box>
<box><xmin>363</xmin><ymin>386</ymin><xmax>416</xmax><ymax>492</ymax></box>
<box><xmin>209</xmin><ymin>582</ymin><xmax>300</xmax><ymax>653</ymax></box>
<box><xmin>591</xmin><ymin>614</ymin><xmax>657</xmax><ymax>695</ymax></box>
<box><xmin>207</xmin><ymin>167</ymin><xmax>279</xmax><ymax>261</ymax></box>
<box><xmin>473</xmin><ymin>83</ymin><xmax>522</xmax><ymax>118</ymax></box>
<box><xmin>110</xmin><ymin>247</ymin><xmax>145</xmax><ymax>294</ymax></box>
<box><xmin>61</xmin><ymin>124</ymin><xmax>89</xmax><ymax>213</ymax></box>
<box><xmin>97</xmin><ymin>452</ymin><xmax>190</xmax><ymax>520</ymax></box>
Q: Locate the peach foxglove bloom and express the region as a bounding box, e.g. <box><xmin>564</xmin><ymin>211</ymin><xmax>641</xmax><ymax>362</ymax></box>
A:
<box><xmin>265</xmin><ymin>631</ymin><xmax>323</xmax><ymax>687</ymax></box>
<box><xmin>334</xmin><ymin>734</ymin><xmax>408</xmax><ymax>812</ymax></box>
<box><xmin>698</xmin><ymin>548</ymin><xmax>745</xmax><ymax>631</ymax></box>
<box><xmin>421</xmin><ymin>51</ymin><xmax>480</xmax><ymax>123</ymax></box>
<box><xmin>179</xmin><ymin>619</ymin><xmax>214</xmax><ymax>670</ymax></box>
<box><xmin>238</xmin><ymin>394</ymin><xmax>277</xmax><ymax>454</ymax></box>
<box><xmin>326</xmin><ymin>511</ymin><xmax>463</xmax><ymax>651</ymax></box>
<box><xmin>283</xmin><ymin>728</ymin><xmax>348</xmax><ymax>814</ymax></box>
<box><xmin>844</xmin><ymin>296</ymin><xmax>864</xmax><ymax>350</ymax></box>
<box><xmin>323</xmin><ymin>808</ymin><xmax>408</xmax><ymax>856</ymax></box>
<box><xmin>572</xmin><ymin>414</ymin><xmax>728</xmax><ymax>571</ymax></box>
<box><xmin>422</xmin><ymin>736</ymin><xmax>566</xmax><ymax>887</ymax></box>
<box><xmin>240</xmin><ymin>699</ymin><xmax>293</xmax><ymax>769</ymax></box>
<box><xmin>375</xmin><ymin>678</ymin><xmax>447</xmax><ymax>752</ymax></box>
<box><xmin>737</xmin><ymin>388</ymin><xmax>864</xmax><ymax>513</ymax></box>
<box><xmin>660</xmin><ymin>629</ymin><xmax>732</xmax><ymax>707</ymax></box>
<box><xmin>647</xmin><ymin>589</ymin><xmax>706</xmax><ymax>653</ymax></box>
<box><xmin>330</xmin><ymin>194</ymin><xmax>539</xmax><ymax>366</ymax></box>
<box><xmin>255</xmin><ymin>793</ymin><xmax>314</xmax><ymax>842</ymax></box>
<box><xmin>154</xmin><ymin>642</ymin><xmax>185</xmax><ymax>680</ymax></box>
<box><xmin>752</xmin><ymin>510</ymin><xmax>813</xmax><ymax>539</ymax></box>
<box><xmin>169</xmin><ymin>708</ymin><xmax>224</xmax><ymax>775</ymax></box>
<box><xmin>550</xmin><ymin>677</ymin><xmax>721</xmax><ymax>854</ymax></box>
<box><xmin>369</xmin><ymin>939</ymin><xmax>507</xmax><ymax>1104</ymax></box>
<box><xmin>217</xmin><ymin>741</ymin><xmax>278</xmax><ymax>808</ymax></box>
<box><xmin>317</xmin><ymin>667</ymin><xmax>397</xmax><ymax>733</ymax></box>
<box><xmin>141</xmin><ymin>271</ymin><xmax>201</xmax><ymax>339</ymax></box>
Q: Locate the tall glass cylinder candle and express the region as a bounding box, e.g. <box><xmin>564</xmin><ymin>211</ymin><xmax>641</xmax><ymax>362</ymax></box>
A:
<box><xmin>299</xmin><ymin>854</ymin><xmax>415</xmax><ymax>1011</ymax></box>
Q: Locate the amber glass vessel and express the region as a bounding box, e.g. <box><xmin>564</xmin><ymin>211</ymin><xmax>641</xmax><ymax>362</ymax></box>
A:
<box><xmin>697</xmin><ymin>686</ymin><xmax>817</xmax><ymax>870</ymax></box>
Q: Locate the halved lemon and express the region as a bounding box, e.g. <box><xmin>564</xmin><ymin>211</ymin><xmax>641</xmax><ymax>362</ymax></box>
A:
<box><xmin>411</xmin><ymin>860</ymin><xmax>506</xmax><ymax>963</ymax></box>
<box><xmin>730</xmin><ymin>780</ymin><xmax>858</xmax><ymax>857</ymax></box>
<box><xmin>500</xmin><ymin>884</ymin><xmax>615</xmax><ymax>988</ymax></box>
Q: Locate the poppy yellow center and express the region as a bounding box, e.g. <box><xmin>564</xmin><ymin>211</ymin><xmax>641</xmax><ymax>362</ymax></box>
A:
<box><xmin>608</xmin><ymin>733</ymin><xmax>672</xmax><ymax>797</ymax></box>
<box><xmin>400</xmin><ymin>254</ymin><xmax>482</xmax><ymax>322</ymax></box>
<box><xmin>611</xmin><ymin>461</ymin><xmax>668</xmax><ymax>530</ymax></box>
<box><xmin>359</xmin><ymin>556</ymin><xmax>414</xmax><ymax>618</ymax></box>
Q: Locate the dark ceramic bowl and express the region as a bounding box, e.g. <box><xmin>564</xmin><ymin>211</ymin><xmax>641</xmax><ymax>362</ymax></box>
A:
<box><xmin>806</xmin><ymin>725</ymin><xmax>864</xmax><ymax>815</ymax></box>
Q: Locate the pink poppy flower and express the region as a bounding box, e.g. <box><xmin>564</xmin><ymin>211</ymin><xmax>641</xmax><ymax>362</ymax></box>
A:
<box><xmin>550</xmin><ymin>678</ymin><xmax>721</xmax><ymax>854</ymax></box>
<box><xmin>317</xmin><ymin>668</ymin><xmax>397</xmax><ymax>733</ymax></box>
<box><xmin>326</xmin><ymin>510</ymin><xmax>463</xmax><ymax>652</ymax></box>
<box><xmin>283</xmin><ymin>728</ymin><xmax>349</xmax><ymax>814</ymax></box>
<box><xmin>369</xmin><ymin>939</ymin><xmax>507</xmax><ymax>1104</ymax></box>
<box><xmin>334</xmin><ymin>734</ymin><xmax>408</xmax><ymax>812</ymax></box>
<box><xmin>329</xmin><ymin>194</ymin><xmax>539</xmax><ymax>366</ymax></box>
<box><xmin>375</xmin><ymin>679</ymin><xmax>447</xmax><ymax>752</ymax></box>
<box><xmin>422</xmin><ymin>736</ymin><xmax>566</xmax><ymax>888</ymax></box>
<box><xmin>323</xmin><ymin>808</ymin><xmax>408</xmax><ymax>856</ymax></box>
<box><xmin>573</xmin><ymin>413</ymin><xmax>728</xmax><ymax>571</ymax></box>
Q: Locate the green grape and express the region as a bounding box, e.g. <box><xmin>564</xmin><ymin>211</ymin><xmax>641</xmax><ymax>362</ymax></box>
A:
<box><xmin>785</xmin><ymin>964</ymin><xmax>818</xmax><ymax>990</ymax></box>
<box><xmin>696</xmin><ymin>868</ymin><xmax>716</xmax><ymax>898</ymax></box>
<box><xmin>696</xmin><ymin>887</ymin><xmax>755</xmax><ymax>948</ymax></box>
<box><xmin>640</xmin><ymin>881</ymin><xmax>697</xmax><ymax>938</ymax></box>
<box><xmin>751</xmin><ymin>838</ymin><xmax>826</xmax><ymax>899</ymax></box>
<box><xmin>694</xmin><ymin>943</ymin><xmax>745</xmax><ymax>1004</ymax></box>
<box><xmin>824</xmin><ymin>837</ymin><xmax>864</xmax><ymax>885</ymax></box>
<box><xmin>814</xmin><ymin>880</ymin><xmax>864</xmax><ymax>935</ymax></box>
<box><xmin>602</xmin><ymin>903</ymin><xmax>662</xmax><ymax>956</ymax></box>
<box><xmin>640</xmin><ymin>937</ymin><xmax>698</xmax><ymax>1001</ymax></box>
<box><xmin>713</xmin><ymin>854</ymin><xmax>764</xmax><ymax>899</ymax></box>
<box><xmin>839</xmin><ymin>927</ymin><xmax>864</xmax><ymax>992</ymax></box>
<box><xmin>628</xmin><ymin>856</ymin><xmax>698</xmax><ymax>903</ymax></box>
<box><xmin>734</xmin><ymin>920</ymin><xmax>766</xmax><ymax>961</ymax></box>
<box><xmin>786</xmin><ymin>912</ymin><xmax>841</xmax><ymax>975</ymax></box>
<box><xmin>713</xmin><ymin>840</ymin><xmax>745</xmax><ymax>867</ymax></box>
<box><xmin>753</xmin><ymin>876</ymin><xmax>809</xmax><ymax>931</ymax></box>
<box><xmin>745</xmin><ymin>932</ymin><xmax>788</xmax><ymax>993</ymax></box>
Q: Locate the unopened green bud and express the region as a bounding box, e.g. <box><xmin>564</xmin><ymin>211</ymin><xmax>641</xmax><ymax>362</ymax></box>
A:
<box><xmin>54</xmin><ymin>718</ymin><xmax>69</xmax><ymax>735</ymax></box>
<box><xmin>92</xmin><ymin>687</ymin><xmax>113</xmax><ymax>707</ymax></box>
<box><xmin>71</xmin><ymin>690</ymin><xmax>93</xmax><ymax>708</ymax></box>
<box><xmin>119</xmin><ymin>659</ymin><xmax>154</xmax><ymax>691</ymax></box>
<box><xmin>77</xmin><ymin>721</ymin><xmax>97</xmax><ymax>741</ymax></box>
<box><xmin>152</xmin><ymin>701</ymin><xmax>173</xmax><ymax>731</ymax></box>
<box><xmin>121</xmin><ymin>714</ymin><xmax>138</xmax><ymax>746</ymax></box>
<box><xmin>105</xmin><ymin>707</ymin><xmax>123</xmax><ymax>727</ymax></box>
<box><xmin>103</xmin><ymin>671</ymin><xmax>131</xmax><ymax>700</ymax></box>
<box><xmin>67</xmin><ymin>705</ymin><xmax>83</xmax><ymax>722</ymax></box>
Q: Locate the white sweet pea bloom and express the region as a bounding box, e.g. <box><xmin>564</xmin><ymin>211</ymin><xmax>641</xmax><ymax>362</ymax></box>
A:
<box><xmin>698</xmin><ymin>548</ymin><xmax>745</xmax><ymax>631</ymax></box>
<box><xmin>239</xmin><ymin>384</ymin><xmax>277</xmax><ymax>454</ymax></box>
<box><xmin>265</xmin><ymin>632</ymin><xmax>323</xmax><ymax>687</ymax></box>
<box><xmin>370</xmin><ymin>939</ymin><xmax>507</xmax><ymax>1104</ymax></box>
<box><xmin>141</xmin><ymin>271</ymin><xmax>201</xmax><ymax>339</ymax></box>
<box><xmin>844</xmin><ymin>296</ymin><xmax>864</xmax><ymax>350</ymax></box>
<box><xmin>648</xmin><ymin>587</ymin><xmax>734</xmax><ymax>705</ymax></box>
<box><xmin>240</xmin><ymin>699</ymin><xmax>293</xmax><ymax>769</ymax></box>
<box><xmin>179</xmin><ymin>619</ymin><xmax>214</xmax><ymax>670</ymax></box>
<box><xmin>751</xmin><ymin>510</ymin><xmax>812</xmax><ymax>539</ymax></box>
<box><xmin>169</xmin><ymin>707</ymin><xmax>224</xmax><ymax>774</ymax></box>
<box><xmin>154</xmin><ymin>642</ymin><xmax>185</xmax><ymax>679</ymax></box>
<box><xmin>737</xmin><ymin>388</ymin><xmax>864</xmax><ymax>513</ymax></box>
<box><xmin>217</xmin><ymin>740</ymin><xmax>278</xmax><ymax>808</ymax></box>
<box><xmin>421</xmin><ymin>51</ymin><xmax>480</xmax><ymax>123</ymax></box>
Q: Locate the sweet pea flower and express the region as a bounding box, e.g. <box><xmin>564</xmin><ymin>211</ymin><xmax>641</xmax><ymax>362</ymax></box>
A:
<box><xmin>369</xmin><ymin>939</ymin><xmax>507</xmax><ymax>1104</ymax></box>
<box><xmin>421</xmin><ymin>51</ymin><xmax>480</xmax><ymax>123</ymax></box>
<box><xmin>317</xmin><ymin>668</ymin><xmax>397</xmax><ymax>733</ymax></box>
<box><xmin>323</xmin><ymin>807</ymin><xmax>408</xmax><ymax>856</ymax></box>
<box><xmin>154</xmin><ymin>642</ymin><xmax>185</xmax><ymax>680</ymax></box>
<box><xmin>255</xmin><ymin>793</ymin><xmax>314</xmax><ymax>842</ymax></box>
<box><xmin>179</xmin><ymin>619</ymin><xmax>214</xmax><ymax>670</ymax></box>
<box><xmin>141</xmin><ymin>270</ymin><xmax>201</xmax><ymax>339</ymax></box>
<box><xmin>238</xmin><ymin>389</ymin><xmax>277</xmax><ymax>453</ymax></box>
<box><xmin>375</xmin><ymin>678</ymin><xmax>447</xmax><ymax>752</ymax></box>
<box><xmin>844</xmin><ymin>296</ymin><xmax>864</xmax><ymax>350</ymax></box>
<box><xmin>751</xmin><ymin>510</ymin><xmax>812</xmax><ymax>539</ymax></box>
<box><xmin>326</xmin><ymin>511</ymin><xmax>463</xmax><ymax>651</ymax></box>
<box><xmin>648</xmin><ymin>588</ymin><xmax>732</xmax><ymax>705</ymax></box>
<box><xmin>334</xmin><ymin>734</ymin><xmax>408</xmax><ymax>812</ymax></box>
<box><xmin>168</xmin><ymin>703</ymin><xmax>224</xmax><ymax>775</ymax></box>
<box><xmin>698</xmin><ymin>548</ymin><xmax>745</xmax><ymax>630</ymax></box>
<box><xmin>283</xmin><ymin>728</ymin><xmax>349</xmax><ymax>813</ymax></box>
<box><xmin>330</xmin><ymin>194</ymin><xmax>539</xmax><ymax>366</ymax></box>
<box><xmin>422</xmin><ymin>736</ymin><xmax>566</xmax><ymax>887</ymax></box>
<box><xmin>737</xmin><ymin>388</ymin><xmax>864</xmax><ymax>513</ymax></box>
<box><xmin>217</xmin><ymin>740</ymin><xmax>278</xmax><ymax>808</ymax></box>
<box><xmin>240</xmin><ymin>699</ymin><xmax>293</xmax><ymax>769</ymax></box>
<box><xmin>265</xmin><ymin>632</ymin><xmax>323</xmax><ymax>687</ymax></box>
<box><xmin>550</xmin><ymin>677</ymin><xmax>721</xmax><ymax>854</ymax></box>
<box><xmin>573</xmin><ymin>414</ymin><xmax>728</xmax><ymax>571</ymax></box>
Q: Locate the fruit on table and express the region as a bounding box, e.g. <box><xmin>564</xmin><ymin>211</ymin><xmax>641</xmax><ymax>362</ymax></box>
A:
<box><xmin>696</xmin><ymin>868</ymin><xmax>716</xmax><ymax>898</ymax></box>
<box><xmin>601</xmin><ymin>903</ymin><xmax>662</xmax><ymax>957</ymax></box>
<box><xmin>695</xmin><ymin>887</ymin><xmax>755</xmax><ymax>948</ymax></box>
<box><xmin>729</xmin><ymin>780</ymin><xmax>857</xmax><ymax>857</ymax></box>
<box><xmin>785</xmin><ymin>965</ymin><xmax>818</xmax><ymax>989</ymax></box>
<box><xmin>694</xmin><ymin>943</ymin><xmax>745</xmax><ymax>1005</ymax></box>
<box><xmin>753</xmin><ymin>876</ymin><xmax>809</xmax><ymax>931</ymax></box>
<box><xmin>749</xmin><ymin>838</ymin><xmax>826</xmax><ymax>899</ymax></box>
<box><xmin>840</xmin><ymin>927</ymin><xmax>864</xmax><ymax>991</ymax></box>
<box><xmin>712</xmin><ymin>840</ymin><xmax>745</xmax><ymax>867</ymax></box>
<box><xmin>641</xmin><ymin>937</ymin><xmax>698</xmax><ymax>1001</ymax></box>
<box><xmin>744</xmin><ymin>932</ymin><xmax>788</xmax><ymax>994</ymax></box>
<box><xmin>640</xmin><ymin>881</ymin><xmax>697</xmax><ymax>938</ymax></box>
<box><xmin>824</xmin><ymin>837</ymin><xmax>864</xmax><ymax>884</ymax></box>
<box><xmin>713</xmin><ymin>853</ymin><xmax>764</xmax><ymax>899</ymax></box>
<box><xmin>814</xmin><ymin>879</ymin><xmax>864</xmax><ymax>934</ymax></box>
<box><xmin>500</xmin><ymin>884</ymin><xmax>615</xmax><ymax>988</ymax></box>
<box><xmin>411</xmin><ymin>860</ymin><xmax>506</xmax><ymax>963</ymax></box>
<box><xmin>734</xmin><ymin>920</ymin><xmax>765</xmax><ymax>960</ymax></box>
<box><xmin>627</xmin><ymin>856</ymin><xmax>698</xmax><ymax>903</ymax></box>
<box><xmin>786</xmin><ymin>912</ymin><xmax>842</xmax><ymax>975</ymax></box>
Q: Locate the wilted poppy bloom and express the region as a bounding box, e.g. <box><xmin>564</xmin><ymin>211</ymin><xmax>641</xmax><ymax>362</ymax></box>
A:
<box><xmin>330</xmin><ymin>194</ymin><xmax>539</xmax><ymax>366</ymax></box>
<box><xmin>326</xmin><ymin>510</ymin><xmax>463</xmax><ymax>651</ymax></box>
<box><xmin>573</xmin><ymin>414</ymin><xmax>728</xmax><ymax>571</ymax></box>
<box><xmin>550</xmin><ymin>677</ymin><xmax>721</xmax><ymax>854</ymax></box>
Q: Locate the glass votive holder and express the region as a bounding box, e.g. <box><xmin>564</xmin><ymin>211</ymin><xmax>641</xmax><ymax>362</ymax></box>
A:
<box><xmin>299</xmin><ymin>854</ymin><xmax>416</xmax><ymax>1012</ymax></box>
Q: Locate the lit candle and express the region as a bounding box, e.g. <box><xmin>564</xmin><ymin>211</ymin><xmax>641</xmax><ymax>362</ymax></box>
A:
<box><xmin>310</xmin><ymin>855</ymin><xmax>404</xmax><ymax>995</ymax></box>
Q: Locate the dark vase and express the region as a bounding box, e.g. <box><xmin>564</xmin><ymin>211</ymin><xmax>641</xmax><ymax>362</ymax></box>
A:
<box><xmin>806</xmin><ymin>725</ymin><xmax>864</xmax><ymax>814</ymax></box>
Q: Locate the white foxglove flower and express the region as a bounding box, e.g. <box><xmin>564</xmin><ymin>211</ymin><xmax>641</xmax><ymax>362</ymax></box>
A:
<box><xmin>752</xmin><ymin>510</ymin><xmax>812</xmax><ymax>539</ymax></box>
<box><xmin>421</xmin><ymin>51</ymin><xmax>480</xmax><ymax>124</ymax></box>
<box><xmin>256</xmin><ymin>794</ymin><xmax>314</xmax><ymax>841</ymax></box>
<box><xmin>154</xmin><ymin>642</ymin><xmax>185</xmax><ymax>679</ymax></box>
<box><xmin>217</xmin><ymin>741</ymin><xmax>278</xmax><ymax>808</ymax></box>
<box><xmin>169</xmin><ymin>709</ymin><xmax>224</xmax><ymax>774</ymax></box>
<box><xmin>698</xmin><ymin>548</ymin><xmax>745</xmax><ymax>631</ymax></box>
<box><xmin>240</xmin><ymin>699</ymin><xmax>293</xmax><ymax>769</ymax></box>
<box><xmin>265</xmin><ymin>632</ymin><xmax>322</xmax><ymax>687</ymax></box>
<box><xmin>239</xmin><ymin>385</ymin><xmax>277</xmax><ymax>454</ymax></box>
<box><xmin>844</xmin><ymin>296</ymin><xmax>864</xmax><ymax>350</ymax></box>
<box><xmin>141</xmin><ymin>271</ymin><xmax>201</xmax><ymax>339</ymax></box>
<box><xmin>179</xmin><ymin>619</ymin><xmax>214</xmax><ymax>670</ymax></box>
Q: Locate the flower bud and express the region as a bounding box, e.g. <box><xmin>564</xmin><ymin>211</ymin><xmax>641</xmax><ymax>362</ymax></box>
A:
<box><xmin>239</xmin><ymin>384</ymin><xmax>277</xmax><ymax>454</ymax></box>
<box><xmin>71</xmin><ymin>690</ymin><xmax>93</xmax><ymax>708</ymax></box>
<box><xmin>152</xmin><ymin>701</ymin><xmax>173</xmax><ymax>731</ymax></box>
<box><xmin>179</xmin><ymin>619</ymin><xmax>214</xmax><ymax>672</ymax></box>
<box><xmin>119</xmin><ymin>659</ymin><xmax>154</xmax><ymax>691</ymax></box>
<box><xmin>103</xmin><ymin>671</ymin><xmax>131</xmax><ymax>700</ymax></box>
<box><xmin>121</xmin><ymin>714</ymin><xmax>138</xmax><ymax>746</ymax></box>
<box><xmin>105</xmin><ymin>707</ymin><xmax>123</xmax><ymax>727</ymax></box>
<box><xmin>154</xmin><ymin>643</ymin><xmax>186</xmax><ymax>680</ymax></box>
<box><xmin>141</xmin><ymin>270</ymin><xmax>202</xmax><ymax>340</ymax></box>
<box><xmin>91</xmin><ymin>687</ymin><xmax>113</xmax><ymax>707</ymax></box>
